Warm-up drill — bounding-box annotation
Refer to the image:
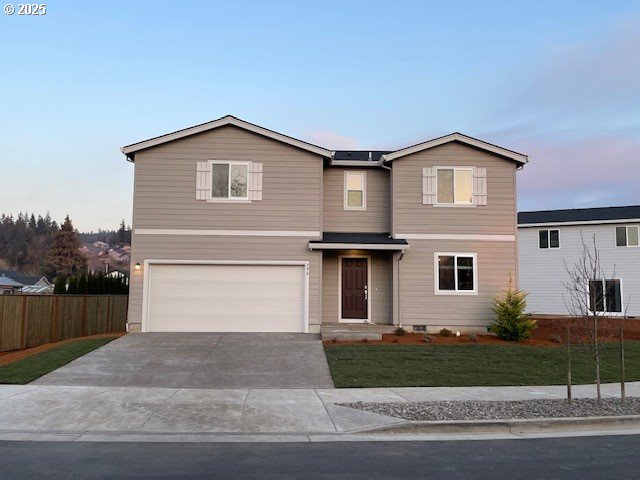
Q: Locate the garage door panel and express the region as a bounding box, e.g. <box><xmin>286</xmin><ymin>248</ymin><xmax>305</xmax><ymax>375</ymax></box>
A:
<box><xmin>147</xmin><ymin>264</ymin><xmax>306</xmax><ymax>332</ymax></box>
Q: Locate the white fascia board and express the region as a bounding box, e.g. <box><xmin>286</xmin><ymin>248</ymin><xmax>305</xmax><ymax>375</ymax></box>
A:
<box><xmin>381</xmin><ymin>133</ymin><xmax>528</xmax><ymax>165</ymax></box>
<box><xmin>308</xmin><ymin>242</ymin><xmax>409</xmax><ymax>251</ymax></box>
<box><xmin>518</xmin><ymin>219</ymin><xmax>640</xmax><ymax>228</ymax></box>
<box><xmin>135</xmin><ymin>228</ymin><xmax>321</xmax><ymax>237</ymax></box>
<box><xmin>121</xmin><ymin>115</ymin><xmax>333</xmax><ymax>159</ymax></box>
<box><xmin>395</xmin><ymin>233</ymin><xmax>515</xmax><ymax>242</ymax></box>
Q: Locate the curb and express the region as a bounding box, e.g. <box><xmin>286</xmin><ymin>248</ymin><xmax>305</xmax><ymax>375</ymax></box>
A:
<box><xmin>354</xmin><ymin>414</ymin><xmax>640</xmax><ymax>435</ymax></box>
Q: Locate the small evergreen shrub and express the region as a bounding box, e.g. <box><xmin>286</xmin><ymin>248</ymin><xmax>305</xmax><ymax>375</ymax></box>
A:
<box><xmin>490</xmin><ymin>275</ymin><xmax>536</xmax><ymax>341</ymax></box>
<box><xmin>439</xmin><ymin>328</ymin><xmax>453</xmax><ymax>337</ymax></box>
<box><xmin>423</xmin><ymin>333</ymin><xmax>433</xmax><ymax>343</ymax></box>
<box><xmin>468</xmin><ymin>332</ymin><xmax>478</xmax><ymax>342</ymax></box>
<box><xmin>393</xmin><ymin>326</ymin><xmax>407</xmax><ymax>336</ymax></box>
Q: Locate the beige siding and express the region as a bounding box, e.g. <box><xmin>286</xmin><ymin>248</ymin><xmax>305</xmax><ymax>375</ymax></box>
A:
<box><xmin>128</xmin><ymin>235</ymin><xmax>321</xmax><ymax>330</ymax></box>
<box><xmin>392</xmin><ymin>142</ymin><xmax>518</xmax><ymax>235</ymax></box>
<box><xmin>133</xmin><ymin>125</ymin><xmax>323</xmax><ymax>231</ymax></box>
<box><xmin>398</xmin><ymin>239</ymin><xmax>516</xmax><ymax>329</ymax></box>
<box><xmin>128</xmin><ymin>125</ymin><xmax>324</xmax><ymax>330</ymax></box>
<box><xmin>323</xmin><ymin>168</ymin><xmax>390</xmax><ymax>232</ymax></box>
<box><xmin>321</xmin><ymin>251</ymin><xmax>393</xmax><ymax>324</ymax></box>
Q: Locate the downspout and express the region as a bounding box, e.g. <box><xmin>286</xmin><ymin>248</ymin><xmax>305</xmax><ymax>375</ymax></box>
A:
<box><xmin>397</xmin><ymin>250</ymin><xmax>405</xmax><ymax>326</ymax></box>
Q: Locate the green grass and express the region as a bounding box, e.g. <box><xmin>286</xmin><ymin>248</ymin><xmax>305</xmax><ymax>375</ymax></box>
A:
<box><xmin>324</xmin><ymin>342</ymin><xmax>640</xmax><ymax>388</ymax></box>
<box><xmin>0</xmin><ymin>337</ymin><xmax>118</xmax><ymax>385</ymax></box>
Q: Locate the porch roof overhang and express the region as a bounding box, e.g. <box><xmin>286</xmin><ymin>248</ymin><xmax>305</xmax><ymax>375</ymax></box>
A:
<box><xmin>308</xmin><ymin>232</ymin><xmax>409</xmax><ymax>251</ymax></box>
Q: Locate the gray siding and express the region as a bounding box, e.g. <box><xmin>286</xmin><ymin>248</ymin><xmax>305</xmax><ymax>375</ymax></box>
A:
<box><xmin>323</xmin><ymin>168</ymin><xmax>390</xmax><ymax>232</ymax></box>
<box><xmin>322</xmin><ymin>251</ymin><xmax>393</xmax><ymax>324</ymax></box>
<box><xmin>518</xmin><ymin>223</ymin><xmax>640</xmax><ymax>316</ymax></box>
<box><xmin>133</xmin><ymin>125</ymin><xmax>323</xmax><ymax>231</ymax></box>
<box><xmin>398</xmin><ymin>239</ymin><xmax>517</xmax><ymax>331</ymax></box>
<box><xmin>392</xmin><ymin>142</ymin><xmax>518</xmax><ymax>235</ymax></box>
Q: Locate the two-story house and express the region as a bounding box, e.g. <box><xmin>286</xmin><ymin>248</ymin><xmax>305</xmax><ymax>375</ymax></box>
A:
<box><xmin>121</xmin><ymin>115</ymin><xmax>527</xmax><ymax>334</ymax></box>
<box><xmin>518</xmin><ymin>206</ymin><xmax>640</xmax><ymax>316</ymax></box>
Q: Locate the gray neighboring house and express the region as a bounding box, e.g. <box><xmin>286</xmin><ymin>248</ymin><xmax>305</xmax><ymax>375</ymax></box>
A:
<box><xmin>121</xmin><ymin>115</ymin><xmax>528</xmax><ymax>334</ymax></box>
<box><xmin>518</xmin><ymin>206</ymin><xmax>640</xmax><ymax>317</ymax></box>
<box><xmin>0</xmin><ymin>270</ymin><xmax>53</xmax><ymax>295</ymax></box>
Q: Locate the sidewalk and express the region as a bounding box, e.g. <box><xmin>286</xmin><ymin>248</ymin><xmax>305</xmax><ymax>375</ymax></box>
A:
<box><xmin>0</xmin><ymin>382</ymin><xmax>637</xmax><ymax>440</ymax></box>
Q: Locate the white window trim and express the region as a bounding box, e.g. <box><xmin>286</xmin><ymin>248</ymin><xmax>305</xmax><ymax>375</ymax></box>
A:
<box><xmin>588</xmin><ymin>278</ymin><xmax>624</xmax><ymax>316</ymax></box>
<box><xmin>208</xmin><ymin>160</ymin><xmax>250</xmax><ymax>203</ymax></box>
<box><xmin>538</xmin><ymin>229</ymin><xmax>561</xmax><ymax>249</ymax></box>
<box><xmin>614</xmin><ymin>225</ymin><xmax>640</xmax><ymax>248</ymax></box>
<box><xmin>434</xmin><ymin>252</ymin><xmax>478</xmax><ymax>295</ymax></box>
<box><xmin>434</xmin><ymin>166</ymin><xmax>476</xmax><ymax>207</ymax></box>
<box><xmin>343</xmin><ymin>171</ymin><xmax>367</xmax><ymax>211</ymax></box>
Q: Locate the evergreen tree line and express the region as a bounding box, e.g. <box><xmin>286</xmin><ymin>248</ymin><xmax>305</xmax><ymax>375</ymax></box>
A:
<box><xmin>0</xmin><ymin>212</ymin><xmax>59</xmax><ymax>274</ymax></box>
<box><xmin>79</xmin><ymin>220</ymin><xmax>131</xmax><ymax>245</ymax></box>
<box><xmin>0</xmin><ymin>213</ymin><xmax>130</xmax><ymax>279</ymax></box>
<box><xmin>53</xmin><ymin>272</ymin><xmax>128</xmax><ymax>295</ymax></box>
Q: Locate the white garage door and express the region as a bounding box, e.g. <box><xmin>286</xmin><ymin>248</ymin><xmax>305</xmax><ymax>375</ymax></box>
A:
<box><xmin>146</xmin><ymin>263</ymin><xmax>307</xmax><ymax>332</ymax></box>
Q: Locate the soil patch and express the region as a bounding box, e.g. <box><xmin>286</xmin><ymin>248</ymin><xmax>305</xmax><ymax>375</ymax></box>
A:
<box><xmin>0</xmin><ymin>333</ymin><xmax>126</xmax><ymax>366</ymax></box>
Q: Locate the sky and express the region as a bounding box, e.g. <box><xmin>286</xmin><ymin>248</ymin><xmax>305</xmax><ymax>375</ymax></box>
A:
<box><xmin>1</xmin><ymin>0</ymin><xmax>639</xmax><ymax>231</ymax></box>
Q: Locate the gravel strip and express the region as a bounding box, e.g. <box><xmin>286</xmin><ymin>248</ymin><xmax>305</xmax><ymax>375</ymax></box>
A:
<box><xmin>340</xmin><ymin>398</ymin><xmax>640</xmax><ymax>421</ymax></box>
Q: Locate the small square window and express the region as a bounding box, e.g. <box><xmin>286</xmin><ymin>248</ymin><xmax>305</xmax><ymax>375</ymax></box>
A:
<box><xmin>539</xmin><ymin>229</ymin><xmax>560</xmax><ymax>249</ymax></box>
<box><xmin>617</xmin><ymin>225</ymin><xmax>639</xmax><ymax>247</ymax></box>
<box><xmin>436</xmin><ymin>168</ymin><xmax>473</xmax><ymax>205</ymax></box>
<box><xmin>589</xmin><ymin>279</ymin><xmax>622</xmax><ymax>313</ymax></box>
<box><xmin>436</xmin><ymin>254</ymin><xmax>476</xmax><ymax>294</ymax></box>
<box><xmin>210</xmin><ymin>162</ymin><xmax>248</xmax><ymax>200</ymax></box>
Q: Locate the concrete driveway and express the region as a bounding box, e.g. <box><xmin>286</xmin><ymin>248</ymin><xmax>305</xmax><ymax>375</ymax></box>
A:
<box><xmin>33</xmin><ymin>333</ymin><xmax>334</xmax><ymax>389</ymax></box>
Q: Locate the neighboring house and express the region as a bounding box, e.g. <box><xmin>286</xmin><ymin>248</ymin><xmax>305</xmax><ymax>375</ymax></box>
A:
<box><xmin>121</xmin><ymin>115</ymin><xmax>528</xmax><ymax>334</ymax></box>
<box><xmin>106</xmin><ymin>270</ymin><xmax>129</xmax><ymax>284</ymax></box>
<box><xmin>518</xmin><ymin>206</ymin><xmax>640</xmax><ymax>317</ymax></box>
<box><xmin>107</xmin><ymin>247</ymin><xmax>130</xmax><ymax>263</ymax></box>
<box><xmin>0</xmin><ymin>275</ymin><xmax>23</xmax><ymax>295</ymax></box>
<box><xmin>0</xmin><ymin>270</ymin><xmax>53</xmax><ymax>295</ymax></box>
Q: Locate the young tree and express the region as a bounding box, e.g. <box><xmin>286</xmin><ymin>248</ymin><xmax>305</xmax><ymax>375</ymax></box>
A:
<box><xmin>490</xmin><ymin>273</ymin><xmax>536</xmax><ymax>341</ymax></box>
<box><xmin>562</xmin><ymin>235</ymin><xmax>627</xmax><ymax>402</ymax></box>
<box><xmin>42</xmin><ymin>215</ymin><xmax>87</xmax><ymax>278</ymax></box>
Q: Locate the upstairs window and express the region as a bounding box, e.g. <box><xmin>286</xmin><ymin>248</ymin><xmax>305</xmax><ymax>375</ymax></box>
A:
<box><xmin>539</xmin><ymin>229</ymin><xmax>560</xmax><ymax>249</ymax></box>
<box><xmin>436</xmin><ymin>168</ymin><xmax>473</xmax><ymax>205</ymax></box>
<box><xmin>344</xmin><ymin>171</ymin><xmax>366</xmax><ymax>210</ymax></box>
<box><xmin>435</xmin><ymin>253</ymin><xmax>477</xmax><ymax>294</ymax></box>
<box><xmin>615</xmin><ymin>226</ymin><xmax>639</xmax><ymax>247</ymax></box>
<box><xmin>211</xmin><ymin>162</ymin><xmax>248</xmax><ymax>200</ymax></box>
<box><xmin>589</xmin><ymin>279</ymin><xmax>622</xmax><ymax>313</ymax></box>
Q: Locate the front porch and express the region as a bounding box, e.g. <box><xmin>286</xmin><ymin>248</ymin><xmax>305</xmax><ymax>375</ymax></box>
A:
<box><xmin>309</xmin><ymin>232</ymin><xmax>409</xmax><ymax>340</ymax></box>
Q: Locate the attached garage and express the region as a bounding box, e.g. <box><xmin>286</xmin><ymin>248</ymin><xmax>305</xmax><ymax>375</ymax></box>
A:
<box><xmin>143</xmin><ymin>262</ymin><xmax>308</xmax><ymax>333</ymax></box>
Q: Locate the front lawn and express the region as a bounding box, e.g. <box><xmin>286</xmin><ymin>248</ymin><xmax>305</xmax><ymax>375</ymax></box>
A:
<box><xmin>324</xmin><ymin>342</ymin><xmax>640</xmax><ymax>388</ymax></box>
<box><xmin>0</xmin><ymin>336</ymin><xmax>118</xmax><ymax>384</ymax></box>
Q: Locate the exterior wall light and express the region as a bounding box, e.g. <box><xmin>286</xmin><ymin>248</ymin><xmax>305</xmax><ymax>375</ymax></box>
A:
<box><xmin>134</xmin><ymin>262</ymin><xmax>141</xmax><ymax>271</ymax></box>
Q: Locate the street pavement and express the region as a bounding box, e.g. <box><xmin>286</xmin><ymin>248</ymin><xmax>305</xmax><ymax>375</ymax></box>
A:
<box><xmin>1</xmin><ymin>434</ymin><xmax>639</xmax><ymax>479</ymax></box>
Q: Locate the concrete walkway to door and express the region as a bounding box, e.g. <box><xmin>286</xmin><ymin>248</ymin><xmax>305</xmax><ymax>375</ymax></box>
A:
<box><xmin>33</xmin><ymin>333</ymin><xmax>335</xmax><ymax>389</ymax></box>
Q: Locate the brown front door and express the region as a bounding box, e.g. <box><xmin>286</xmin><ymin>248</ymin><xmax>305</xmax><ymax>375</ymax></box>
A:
<box><xmin>341</xmin><ymin>258</ymin><xmax>368</xmax><ymax>320</ymax></box>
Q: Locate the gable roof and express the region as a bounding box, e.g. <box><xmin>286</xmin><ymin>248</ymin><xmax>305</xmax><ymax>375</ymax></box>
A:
<box><xmin>121</xmin><ymin>115</ymin><xmax>334</xmax><ymax>161</ymax></box>
<box><xmin>381</xmin><ymin>132</ymin><xmax>528</xmax><ymax>166</ymax></box>
<box><xmin>0</xmin><ymin>270</ymin><xmax>47</xmax><ymax>286</ymax></box>
<box><xmin>518</xmin><ymin>205</ymin><xmax>640</xmax><ymax>227</ymax></box>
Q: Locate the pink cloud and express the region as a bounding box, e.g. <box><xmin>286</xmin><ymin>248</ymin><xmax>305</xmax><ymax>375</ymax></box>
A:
<box><xmin>514</xmin><ymin>134</ymin><xmax>640</xmax><ymax>210</ymax></box>
<box><xmin>303</xmin><ymin>130</ymin><xmax>361</xmax><ymax>149</ymax></box>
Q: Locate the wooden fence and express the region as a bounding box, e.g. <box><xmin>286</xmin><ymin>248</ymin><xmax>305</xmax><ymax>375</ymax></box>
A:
<box><xmin>0</xmin><ymin>295</ymin><xmax>128</xmax><ymax>352</ymax></box>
